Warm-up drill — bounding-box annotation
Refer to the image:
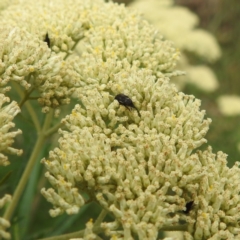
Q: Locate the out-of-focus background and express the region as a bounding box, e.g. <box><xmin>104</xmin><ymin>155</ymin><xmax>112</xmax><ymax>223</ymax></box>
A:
<box><xmin>114</xmin><ymin>0</ymin><xmax>240</xmax><ymax>166</ymax></box>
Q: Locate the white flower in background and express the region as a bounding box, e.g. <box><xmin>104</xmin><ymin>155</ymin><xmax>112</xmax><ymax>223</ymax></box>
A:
<box><xmin>217</xmin><ymin>95</ymin><xmax>240</xmax><ymax>116</ymax></box>
<box><xmin>130</xmin><ymin>0</ymin><xmax>221</xmax><ymax>92</ymax></box>
<box><xmin>185</xmin><ymin>66</ymin><xmax>219</xmax><ymax>92</ymax></box>
<box><xmin>0</xmin><ymin>195</ymin><xmax>11</xmax><ymax>239</ymax></box>
<box><xmin>174</xmin><ymin>56</ymin><xmax>219</xmax><ymax>92</ymax></box>
<box><xmin>130</xmin><ymin>0</ymin><xmax>221</xmax><ymax>62</ymax></box>
<box><xmin>0</xmin><ymin>94</ymin><xmax>22</xmax><ymax>166</ymax></box>
<box><xmin>183</xmin><ymin>29</ymin><xmax>221</xmax><ymax>62</ymax></box>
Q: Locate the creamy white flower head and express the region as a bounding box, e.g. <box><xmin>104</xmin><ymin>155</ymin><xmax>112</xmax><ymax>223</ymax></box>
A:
<box><xmin>41</xmin><ymin>67</ymin><xmax>213</xmax><ymax>238</ymax></box>
<box><xmin>0</xmin><ymin>194</ymin><xmax>11</xmax><ymax>239</ymax></box>
<box><xmin>183</xmin><ymin>147</ymin><xmax>240</xmax><ymax>239</ymax></box>
<box><xmin>217</xmin><ymin>95</ymin><xmax>240</xmax><ymax>116</ymax></box>
<box><xmin>129</xmin><ymin>0</ymin><xmax>221</xmax><ymax>94</ymax></box>
<box><xmin>0</xmin><ymin>0</ymin><xmax>93</xmax><ymax>53</ymax></box>
<box><xmin>0</xmin><ymin>27</ymin><xmax>78</xmax><ymax>113</ymax></box>
<box><xmin>0</xmin><ymin>0</ymin><xmax>181</xmax><ymax>79</ymax></box>
<box><xmin>0</xmin><ymin>94</ymin><xmax>22</xmax><ymax>166</ymax></box>
<box><xmin>130</xmin><ymin>0</ymin><xmax>221</xmax><ymax>62</ymax></box>
<box><xmin>0</xmin><ymin>0</ymin><xmax>123</xmax><ymax>56</ymax></box>
<box><xmin>0</xmin><ymin>0</ymin><xmax>182</xmax><ymax>116</ymax></box>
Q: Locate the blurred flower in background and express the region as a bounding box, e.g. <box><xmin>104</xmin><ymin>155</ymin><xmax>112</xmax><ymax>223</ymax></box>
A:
<box><xmin>129</xmin><ymin>0</ymin><xmax>221</xmax><ymax>92</ymax></box>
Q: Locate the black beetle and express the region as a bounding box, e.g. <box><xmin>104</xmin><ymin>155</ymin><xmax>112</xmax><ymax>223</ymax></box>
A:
<box><xmin>182</xmin><ymin>201</ymin><xmax>194</xmax><ymax>214</ymax></box>
<box><xmin>115</xmin><ymin>93</ymin><xmax>140</xmax><ymax>116</ymax></box>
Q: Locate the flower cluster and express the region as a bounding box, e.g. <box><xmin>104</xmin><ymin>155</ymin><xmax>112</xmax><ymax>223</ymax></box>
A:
<box><xmin>41</xmin><ymin>66</ymin><xmax>216</xmax><ymax>239</ymax></box>
<box><xmin>0</xmin><ymin>0</ymin><xmax>181</xmax><ymax>115</ymax></box>
<box><xmin>42</xmin><ymin>77</ymin><xmax>240</xmax><ymax>239</ymax></box>
<box><xmin>1</xmin><ymin>0</ymin><xmax>237</xmax><ymax>239</ymax></box>
<box><xmin>183</xmin><ymin>148</ymin><xmax>240</xmax><ymax>239</ymax></box>
<box><xmin>130</xmin><ymin>0</ymin><xmax>220</xmax><ymax>93</ymax></box>
<box><xmin>130</xmin><ymin>0</ymin><xmax>221</xmax><ymax>62</ymax></box>
<box><xmin>0</xmin><ymin>94</ymin><xmax>22</xmax><ymax>166</ymax></box>
<box><xmin>0</xmin><ymin>26</ymin><xmax>78</xmax><ymax>113</ymax></box>
<box><xmin>0</xmin><ymin>0</ymin><xmax>89</xmax><ymax>53</ymax></box>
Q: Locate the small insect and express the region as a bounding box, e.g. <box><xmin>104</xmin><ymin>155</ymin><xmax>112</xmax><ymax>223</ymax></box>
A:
<box><xmin>182</xmin><ymin>201</ymin><xmax>194</xmax><ymax>214</ymax></box>
<box><xmin>115</xmin><ymin>93</ymin><xmax>140</xmax><ymax>116</ymax></box>
<box><xmin>44</xmin><ymin>33</ymin><xmax>51</xmax><ymax>48</ymax></box>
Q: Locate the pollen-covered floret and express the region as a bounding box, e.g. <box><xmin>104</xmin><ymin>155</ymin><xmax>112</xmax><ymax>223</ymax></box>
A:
<box><xmin>76</xmin><ymin>219</ymin><xmax>97</xmax><ymax>240</ymax></box>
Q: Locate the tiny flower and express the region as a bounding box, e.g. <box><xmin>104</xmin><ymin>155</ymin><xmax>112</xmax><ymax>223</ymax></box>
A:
<box><xmin>71</xmin><ymin>219</ymin><xmax>96</xmax><ymax>240</ymax></box>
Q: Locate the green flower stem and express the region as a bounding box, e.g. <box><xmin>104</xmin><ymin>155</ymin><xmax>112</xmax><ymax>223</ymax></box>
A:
<box><xmin>3</xmin><ymin>111</ymin><xmax>53</xmax><ymax>221</ymax></box>
<box><xmin>37</xmin><ymin>209</ymin><xmax>186</xmax><ymax>240</ymax></box>
<box><xmin>37</xmin><ymin>223</ymin><xmax>188</xmax><ymax>240</ymax></box>
<box><xmin>37</xmin><ymin>209</ymin><xmax>107</xmax><ymax>240</ymax></box>
<box><xmin>94</xmin><ymin>209</ymin><xmax>108</xmax><ymax>227</ymax></box>
<box><xmin>19</xmin><ymin>87</ymin><xmax>34</xmax><ymax>108</ymax></box>
<box><xmin>44</xmin><ymin>122</ymin><xmax>64</xmax><ymax>137</ymax></box>
<box><xmin>37</xmin><ymin>226</ymin><xmax>103</xmax><ymax>240</ymax></box>
<box><xmin>24</xmin><ymin>98</ymin><xmax>41</xmax><ymax>132</ymax></box>
<box><xmin>12</xmin><ymin>82</ymin><xmax>41</xmax><ymax>132</ymax></box>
